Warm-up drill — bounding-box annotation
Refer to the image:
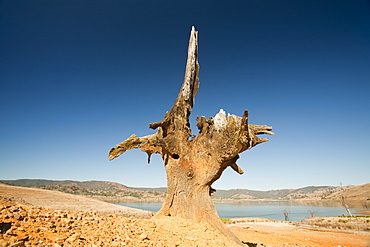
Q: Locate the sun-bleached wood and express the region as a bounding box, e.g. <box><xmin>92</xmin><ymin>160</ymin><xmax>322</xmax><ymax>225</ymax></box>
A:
<box><xmin>109</xmin><ymin>26</ymin><xmax>273</xmax><ymax>245</ymax></box>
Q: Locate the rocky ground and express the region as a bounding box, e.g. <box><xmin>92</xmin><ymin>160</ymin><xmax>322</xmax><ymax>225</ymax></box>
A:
<box><xmin>0</xmin><ymin>199</ymin><xmax>239</xmax><ymax>246</ymax></box>
<box><xmin>1</xmin><ymin>183</ymin><xmax>369</xmax><ymax>247</ymax></box>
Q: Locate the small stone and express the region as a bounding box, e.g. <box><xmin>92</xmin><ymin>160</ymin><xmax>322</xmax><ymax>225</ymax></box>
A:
<box><xmin>55</xmin><ymin>237</ymin><xmax>65</xmax><ymax>242</ymax></box>
<box><xmin>139</xmin><ymin>233</ymin><xmax>148</xmax><ymax>240</ymax></box>
<box><xmin>66</xmin><ymin>233</ymin><xmax>80</xmax><ymax>242</ymax></box>
<box><xmin>15</xmin><ymin>235</ymin><xmax>28</xmax><ymax>241</ymax></box>
<box><xmin>13</xmin><ymin>215</ymin><xmax>23</xmax><ymax>221</ymax></box>
<box><xmin>9</xmin><ymin>241</ymin><xmax>24</xmax><ymax>247</ymax></box>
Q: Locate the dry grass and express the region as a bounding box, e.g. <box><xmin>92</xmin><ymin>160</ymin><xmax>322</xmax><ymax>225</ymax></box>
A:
<box><xmin>302</xmin><ymin>216</ymin><xmax>370</xmax><ymax>232</ymax></box>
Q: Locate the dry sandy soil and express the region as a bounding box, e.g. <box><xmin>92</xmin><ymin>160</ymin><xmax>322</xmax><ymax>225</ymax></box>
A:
<box><xmin>1</xmin><ymin>183</ymin><xmax>369</xmax><ymax>247</ymax></box>
<box><xmin>228</xmin><ymin>218</ymin><xmax>370</xmax><ymax>247</ymax></box>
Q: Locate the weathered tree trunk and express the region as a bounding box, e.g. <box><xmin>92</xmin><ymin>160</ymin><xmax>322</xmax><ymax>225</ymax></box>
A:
<box><xmin>108</xmin><ymin>27</ymin><xmax>273</xmax><ymax>246</ymax></box>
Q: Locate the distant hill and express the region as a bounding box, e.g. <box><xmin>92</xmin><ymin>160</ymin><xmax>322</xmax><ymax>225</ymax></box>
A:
<box><xmin>212</xmin><ymin>186</ymin><xmax>348</xmax><ymax>200</ymax></box>
<box><xmin>212</xmin><ymin>188</ymin><xmax>293</xmax><ymax>199</ymax></box>
<box><xmin>132</xmin><ymin>187</ymin><xmax>168</xmax><ymax>193</ymax></box>
<box><xmin>1</xmin><ymin>179</ymin><xmax>368</xmax><ymax>202</ymax></box>
<box><xmin>0</xmin><ymin>179</ymin><xmax>129</xmax><ymax>191</ymax></box>
<box><xmin>327</xmin><ymin>183</ymin><xmax>370</xmax><ymax>201</ymax></box>
<box><xmin>283</xmin><ymin>186</ymin><xmax>343</xmax><ymax>200</ymax></box>
<box><xmin>0</xmin><ymin>179</ymin><xmax>165</xmax><ymax>201</ymax></box>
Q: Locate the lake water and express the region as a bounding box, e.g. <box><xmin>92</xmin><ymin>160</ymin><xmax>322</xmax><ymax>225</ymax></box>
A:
<box><xmin>119</xmin><ymin>201</ymin><xmax>366</xmax><ymax>222</ymax></box>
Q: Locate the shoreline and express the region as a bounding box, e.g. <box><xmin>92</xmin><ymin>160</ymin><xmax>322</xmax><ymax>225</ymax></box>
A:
<box><xmin>1</xmin><ymin>183</ymin><xmax>369</xmax><ymax>247</ymax></box>
<box><xmin>92</xmin><ymin>195</ymin><xmax>368</xmax><ymax>205</ymax></box>
<box><xmin>2</xmin><ymin>182</ymin><xmax>368</xmax><ymax>218</ymax></box>
<box><xmin>116</xmin><ymin>200</ymin><xmax>370</xmax><ymax>222</ymax></box>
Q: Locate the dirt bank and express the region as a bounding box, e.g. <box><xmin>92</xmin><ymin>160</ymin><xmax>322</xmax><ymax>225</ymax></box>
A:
<box><xmin>0</xmin><ymin>183</ymin><xmax>153</xmax><ymax>218</ymax></box>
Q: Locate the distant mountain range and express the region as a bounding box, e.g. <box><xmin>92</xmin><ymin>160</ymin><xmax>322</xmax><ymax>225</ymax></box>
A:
<box><xmin>213</xmin><ymin>186</ymin><xmax>346</xmax><ymax>200</ymax></box>
<box><xmin>0</xmin><ymin>179</ymin><xmax>165</xmax><ymax>201</ymax></box>
<box><xmin>1</xmin><ymin>179</ymin><xmax>369</xmax><ymax>202</ymax></box>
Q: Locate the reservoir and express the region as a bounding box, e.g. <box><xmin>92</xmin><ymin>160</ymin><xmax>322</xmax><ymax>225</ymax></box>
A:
<box><xmin>119</xmin><ymin>201</ymin><xmax>366</xmax><ymax>222</ymax></box>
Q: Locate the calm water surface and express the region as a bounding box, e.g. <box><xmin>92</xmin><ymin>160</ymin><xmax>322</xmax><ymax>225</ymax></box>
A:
<box><xmin>119</xmin><ymin>201</ymin><xmax>366</xmax><ymax>222</ymax></box>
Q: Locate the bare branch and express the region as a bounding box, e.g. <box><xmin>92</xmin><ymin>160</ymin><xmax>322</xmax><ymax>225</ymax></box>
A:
<box><xmin>249</xmin><ymin>124</ymin><xmax>274</xmax><ymax>136</ymax></box>
<box><xmin>229</xmin><ymin>163</ymin><xmax>244</xmax><ymax>174</ymax></box>
<box><xmin>108</xmin><ymin>134</ymin><xmax>157</xmax><ymax>161</ymax></box>
<box><xmin>249</xmin><ymin>124</ymin><xmax>274</xmax><ymax>147</ymax></box>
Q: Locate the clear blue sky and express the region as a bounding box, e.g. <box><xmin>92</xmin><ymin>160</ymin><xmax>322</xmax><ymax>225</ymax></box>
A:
<box><xmin>1</xmin><ymin>1</ymin><xmax>369</xmax><ymax>191</ymax></box>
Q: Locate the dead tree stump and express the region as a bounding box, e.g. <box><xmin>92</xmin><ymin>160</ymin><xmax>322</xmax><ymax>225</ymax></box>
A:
<box><xmin>108</xmin><ymin>26</ymin><xmax>274</xmax><ymax>246</ymax></box>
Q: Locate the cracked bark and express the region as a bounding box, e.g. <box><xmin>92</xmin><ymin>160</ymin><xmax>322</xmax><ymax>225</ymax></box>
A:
<box><xmin>108</xmin><ymin>26</ymin><xmax>273</xmax><ymax>246</ymax></box>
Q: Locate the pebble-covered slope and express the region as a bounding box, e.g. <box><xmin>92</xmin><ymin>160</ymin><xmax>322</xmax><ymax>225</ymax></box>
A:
<box><xmin>0</xmin><ymin>199</ymin><xmax>239</xmax><ymax>246</ymax></box>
